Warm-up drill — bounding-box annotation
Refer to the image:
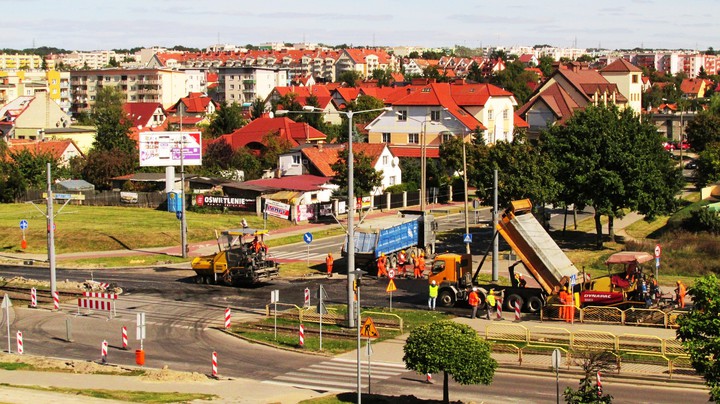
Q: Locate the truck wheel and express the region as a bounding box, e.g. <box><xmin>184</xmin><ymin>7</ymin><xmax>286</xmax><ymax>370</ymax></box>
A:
<box><xmin>438</xmin><ymin>289</ymin><xmax>456</xmax><ymax>307</ymax></box>
<box><xmin>194</xmin><ymin>276</ymin><xmax>203</xmax><ymax>284</ymax></box>
<box><xmin>526</xmin><ymin>296</ymin><xmax>543</xmax><ymax>313</ymax></box>
<box><xmin>505</xmin><ymin>294</ymin><xmax>524</xmax><ymax>312</ymax></box>
<box><xmin>388</xmin><ymin>254</ymin><xmax>397</xmax><ymax>269</ymax></box>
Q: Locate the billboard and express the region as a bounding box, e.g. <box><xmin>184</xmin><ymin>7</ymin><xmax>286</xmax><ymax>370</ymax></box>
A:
<box><xmin>139</xmin><ymin>132</ymin><xmax>202</xmax><ymax>167</ymax></box>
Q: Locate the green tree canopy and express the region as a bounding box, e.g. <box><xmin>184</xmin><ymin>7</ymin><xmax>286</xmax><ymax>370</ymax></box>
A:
<box><xmin>330</xmin><ymin>149</ymin><xmax>383</xmax><ymax>197</ymax></box>
<box><xmin>250</xmin><ymin>97</ymin><xmax>266</xmax><ymax>120</ymax></box>
<box><xmin>685</xmin><ymin>111</ymin><xmax>720</xmax><ymax>152</ymax></box>
<box><xmin>403</xmin><ymin>321</ymin><xmax>496</xmax><ymax>403</ymax></box>
<box><xmin>695</xmin><ymin>143</ymin><xmax>720</xmax><ymax>186</ymax></box>
<box><xmin>541</xmin><ymin>105</ymin><xmax>682</xmax><ymax>248</ymax></box>
<box><xmin>371</xmin><ymin>67</ymin><xmax>394</xmax><ymax>87</ymax></box>
<box><xmin>206</xmin><ymin>101</ymin><xmax>247</xmax><ymax>138</ymax></box>
<box><xmin>337</xmin><ymin>70</ymin><xmax>362</xmax><ymax>86</ymax></box>
<box><xmin>259</xmin><ymin>132</ymin><xmax>292</xmax><ymax>170</ymax></box>
<box><xmin>81</xmin><ymin>148</ymin><xmax>136</xmax><ymax>190</ymax></box>
<box><xmin>677</xmin><ymin>274</ymin><xmax>720</xmax><ymax>401</ymax></box>
<box><xmin>91</xmin><ymin>87</ymin><xmax>135</xmax><ymax>155</ymax></box>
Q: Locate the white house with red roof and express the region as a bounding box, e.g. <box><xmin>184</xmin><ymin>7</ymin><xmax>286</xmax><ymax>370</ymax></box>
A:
<box><xmin>166</xmin><ymin>92</ymin><xmax>219</xmax><ymax>130</ymax></box>
<box><xmin>266</xmin><ymin>85</ymin><xmax>341</xmax><ymax>124</ymax></box>
<box><xmin>336</xmin><ymin>48</ymin><xmax>397</xmax><ymax>79</ymax></box>
<box><xmin>123</xmin><ymin>102</ymin><xmax>166</xmax><ymax>129</ymax></box>
<box><xmin>7</xmin><ymin>138</ymin><xmax>83</xmax><ymax>167</ymax></box>
<box><xmin>0</xmin><ymin>89</ymin><xmax>71</xmax><ymax>141</ymax></box>
<box><xmin>210</xmin><ymin>115</ymin><xmax>326</xmax><ymax>154</ymax></box>
<box><xmin>278</xmin><ymin>143</ymin><xmax>401</xmax><ymax>195</ymax></box>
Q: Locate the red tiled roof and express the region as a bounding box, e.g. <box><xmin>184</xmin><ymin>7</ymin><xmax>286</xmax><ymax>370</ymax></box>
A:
<box><xmin>514</xmin><ymin>113</ymin><xmax>529</xmax><ymax>128</ymax></box>
<box><xmin>391</xmin><ymin>83</ymin><xmax>486</xmax><ymax>131</ymax></box>
<box><xmin>343</xmin><ymin>48</ymin><xmax>392</xmax><ymax>65</ymax></box>
<box><xmin>169</xmin><ymin>92</ymin><xmax>218</xmax><ymax>114</ymax></box>
<box><xmin>388</xmin><ymin>146</ymin><xmax>440</xmax><ymax>159</ymax></box>
<box><xmin>555</xmin><ymin>68</ymin><xmax>627</xmax><ymax>103</ymax></box>
<box><xmin>680</xmin><ymin>78</ymin><xmax>706</xmax><ymax>95</ymax></box>
<box><xmin>244</xmin><ymin>175</ymin><xmax>333</xmax><ymax>192</ymax></box>
<box><xmin>600</xmin><ymin>58</ymin><xmax>642</xmax><ymax>73</ymax></box>
<box><xmin>123</xmin><ymin>102</ymin><xmax>164</xmax><ymax>128</ymax></box>
<box><xmin>449</xmin><ymin>82</ymin><xmax>514</xmax><ymax>107</ymax></box>
<box><xmin>518</xmin><ymin>54</ymin><xmax>535</xmax><ymax>63</ymax></box>
<box><xmin>300</xmin><ymin>143</ymin><xmax>389</xmax><ymax>177</ymax></box>
<box><xmin>8</xmin><ymin>139</ymin><xmax>83</xmax><ymax>159</ymax></box>
<box><xmin>272</xmin><ymin>85</ymin><xmax>333</xmax><ymax>109</ymax></box>
<box><xmin>517</xmin><ymin>82</ymin><xmax>580</xmax><ymax>125</ymax></box>
<box><xmin>211</xmin><ymin>117</ymin><xmax>326</xmax><ymax>151</ymax></box>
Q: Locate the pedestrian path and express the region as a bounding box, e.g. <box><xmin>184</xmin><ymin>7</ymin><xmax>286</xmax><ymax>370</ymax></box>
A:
<box><xmin>264</xmin><ymin>357</ymin><xmax>408</xmax><ymax>392</ymax></box>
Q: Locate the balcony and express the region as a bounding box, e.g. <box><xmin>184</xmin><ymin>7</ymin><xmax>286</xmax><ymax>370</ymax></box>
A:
<box><xmin>242</xmin><ymin>79</ymin><xmax>256</xmax><ymax>84</ymax></box>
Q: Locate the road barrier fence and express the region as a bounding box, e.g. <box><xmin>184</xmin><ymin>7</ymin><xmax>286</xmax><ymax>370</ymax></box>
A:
<box><xmin>541</xmin><ymin>304</ymin><xmax>682</xmax><ymax>328</ymax></box>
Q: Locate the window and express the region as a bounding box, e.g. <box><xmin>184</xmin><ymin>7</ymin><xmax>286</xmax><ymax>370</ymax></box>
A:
<box><xmin>382</xmin><ymin>132</ymin><xmax>391</xmax><ymax>143</ymax></box>
<box><xmin>442</xmin><ymin>133</ymin><xmax>453</xmax><ymax>143</ymax></box>
<box><xmin>503</xmin><ymin>109</ymin><xmax>509</xmax><ymax>120</ymax></box>
<box><xmin>383</xmin><ymin>155</ymin><xmax>388</xmax><ymax>165</ymax></box>
<box><xmin>389</xmin><ymin>176</ymin><xmax>396</xmax><ymax>186</ymax></box>
<box><xmin>488</xmin><ymin>109</ymin><xmax>494</xmax><ymax>120</ymax></box>
<box><xmin>409</xmin><ymin>133</ymin><xmax>419</xmax><ymax>144</ymax></box>
<box><xmin>632</xmin><ymin>74</ymin><xmax>639</xmax><ymax>84</ymax></box>
<box><xmin>398</xmin><ymin>110</ymin><xmax>407</xmax><ymax>121</ymax></box>
<box><xmin>431</xmin><ymin>110</ymin><xmax>441</xmax><ymax>121</ymax></box>
<box><xmin>230</xmin><ymin>84</ymin><xmax>234</xmax><ymax>90</ymax></box>
<box><xmin>292</xmin><ymin>155</ymin><xmax>301</xmax><ymax>164</ymax></box>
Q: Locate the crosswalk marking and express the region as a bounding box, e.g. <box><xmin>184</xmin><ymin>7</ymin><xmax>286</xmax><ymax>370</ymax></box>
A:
<box><xmin>265</xmin><ymin>357</ymin><xmax>407</xmax><ymax>392</ymax></box>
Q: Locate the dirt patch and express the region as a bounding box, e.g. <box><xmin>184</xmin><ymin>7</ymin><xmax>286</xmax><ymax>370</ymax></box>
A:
<box><xmin>140</xmin><ymin>365</ymin><xmax>210</xmax><ymax>382</ymax></box>
<box><xmin>0</xmin><ymin>276</ymin><xmax>123</xmax><ymax>294</ymax></box>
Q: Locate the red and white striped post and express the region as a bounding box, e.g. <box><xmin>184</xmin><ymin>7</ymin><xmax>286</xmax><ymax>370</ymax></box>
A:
<box><xmin>30</xmin><ymin>288</ymin><xmax>37</xmax><ymax>308</ymax></box>
<box><xmin>16</xmin><ymin>331</ymin><xmax>23</xmax><ymax>355</ymax></box>
<box><xmin>224</xmin><ymin>307</ymin><xmax>231</xmax><ymax>329</ymax></box>
<box><xmin>101</xmin><ymin>340</ymin><xmax>108</xmax><ymax>363</ymax></box>
<box><xmin>514</xmin><ymin>300</ymin><xmax>521</xmax><ymax>321</ymax></box>
<box><xmin>496</xmin><ymin>299</ymin><xmax>503</xmax><ymax>320</ymax></box>
<box><xmin>211</xmin><ymin>351</ymin><xmax>218</xmax><ymax>377</ymax></box>
<box><xmin>52</xmin><ymin>291</ymin><xmax>59</xmax><ymax>310</ymax></box>
<box><xmin>298</xmin><ymin>324</ymin><xmax>305</xmax><ymax>348</ymax></box>
<box><xmin>121</xmin><ymin>326</ymin><xmax>128</xmax><ymax>350</ymax></box>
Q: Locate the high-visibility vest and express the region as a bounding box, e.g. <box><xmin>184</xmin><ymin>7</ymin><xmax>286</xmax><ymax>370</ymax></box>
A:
<box><xmin>429</xmin><ymin>284</ymin><xmax>439</xmax><ymax>298</ymax></box>
<box><xmin>468</xmin><ymin>292</ymin><xmax>479</xmax><ymax>307</ymax></box>
<box><xmin>486</xmin><ymin>293</ymin><xmax>496</xmax><ymax>307</ymax></box>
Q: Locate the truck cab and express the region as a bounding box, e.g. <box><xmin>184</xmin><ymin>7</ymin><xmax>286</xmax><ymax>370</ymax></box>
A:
<box><xmin>429</xmin><ymin>253</ymin><xmax>479</xmax><ymax>307</ymax></box>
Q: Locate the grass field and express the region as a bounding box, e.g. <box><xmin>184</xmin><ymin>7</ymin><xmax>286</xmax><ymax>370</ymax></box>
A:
<box><xmin>0</xmin><ymin>203</ymin><xmax>290</xmax><ymax>255</ymax></box>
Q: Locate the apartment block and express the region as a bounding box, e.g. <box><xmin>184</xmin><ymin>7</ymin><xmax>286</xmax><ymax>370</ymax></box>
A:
<box><xmin>216</xmin><ymin>67</ymin><xmax>287</xmax><ymax>105</ymax></box>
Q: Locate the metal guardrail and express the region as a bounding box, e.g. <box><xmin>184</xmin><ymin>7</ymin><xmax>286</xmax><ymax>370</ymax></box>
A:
<box><xmin>541</xmin><ymin>304</ymin><xmax>683</xmax><ymax>328</ymax></box>
<box><xmin>263</xmin><ymin>305</ymin><xmax>403</xmax><ymax>333</ymax></box>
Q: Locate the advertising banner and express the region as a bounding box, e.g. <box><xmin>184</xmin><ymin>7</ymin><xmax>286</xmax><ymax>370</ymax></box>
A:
<box><xmin>265</xmin><ymin>199</ymin><xmax>290</xmax><ymax>219</ymax></box>
<box><xmin>139</xmin><ymin>132</ymin><xmax>202</xmax><ymax>167</ymax></box>
<box><xmin>297</xmin><ymin>204</ymin><xmax>316</xmax><ymax>222</ymax></box>
<box><xmin>195</xmin><ymin>194</ymin><xmax>256</xmax><ymax>210</ymax></box>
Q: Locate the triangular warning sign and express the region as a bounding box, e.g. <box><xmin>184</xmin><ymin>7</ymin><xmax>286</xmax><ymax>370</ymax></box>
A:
<box><xmin>386</xmin><ymin>279</ymin><xmax>397</xmax><ymax>293</ymax></box>
<box><xmin>360</xmin><ymin>317</ymin><xmax>380</xmax><ymax>338</ymax></box>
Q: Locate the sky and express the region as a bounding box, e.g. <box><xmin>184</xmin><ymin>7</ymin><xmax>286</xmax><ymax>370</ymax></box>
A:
<box><xmin>3</xmin><ymin>0</ymin><xmax>718</xmax><ymax>52</ymax></box>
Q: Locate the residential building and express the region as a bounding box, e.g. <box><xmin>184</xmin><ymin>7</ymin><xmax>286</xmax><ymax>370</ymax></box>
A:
<box><xmin>69</xmin><ymin>68</ymin><xmax>188</xmax><ymax>114</ymax></box>
<box><xmin>216</xmin><ymin>66</ymin><xmax>287</xmax><ymax>106</ymax></box>
<box><xmin>266</xmin><ymin>85</ymin><xmax>341</xmax><ymax>125</ymax></box>
<box><xmin>0</xmin><ymin>89</ymin><xmax>71</xmax><ymax>140</ymax></box>
<box><xmin>55</xmin><ymin>50</ymin><xmax>132</xmax><ymax>70</ymax></box>
<box><xmin>0</xmin><ymin>53</ymin><xmax>42</xmax><ymax>70</ymax></box>
<box><xmin>123</xmin><ymin>102</ymin><xmax>167</xmax><ymax>129</ymax></box>
<box><xmin>7</xmin><ymin>138</ymin><xmax>83</xmax><ymax>167</ymax></box>
<box><xmin>0</xmin><ymin>70</ymin><xmax>71</xmax><ymax>113</ymax></box>
<box><xmin>210</xmin><ymin>115</ymin><xmax>326</xmax><ymax>153</ymax></box>
<box><xmin>166</xmin><ymin>92</ymin><xmax>219</xmax><ymax>130</ymax></box>
<box><xmin>335</xmin><ymin>48</ymin><xmax>397</xmax><ymax>79</ymax></box>
<box><xmin>600</xmin><ymin>58</ymin><xmax>643</xmax><ymax>113</ymax></box>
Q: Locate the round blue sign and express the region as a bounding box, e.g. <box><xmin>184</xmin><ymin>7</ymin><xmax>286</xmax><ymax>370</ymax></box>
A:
<box><xmin>20</xmin><ymin>220</ymin><xmax>28</xmax><ymax>230</ymax></box>
<box><xmin>176</xmin><ymin>211</ymin><xmax>183</xmax><ymax>220</ymax></box>
<box><xmin>303</xmin><ymin>232</ymin><xmax>313</xmax><ymax>244</ymax></box>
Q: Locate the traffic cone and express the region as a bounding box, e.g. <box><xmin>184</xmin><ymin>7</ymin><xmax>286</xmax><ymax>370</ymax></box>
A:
<box><xmin>426</xmin><ymin>373</ymin><xmax>433</xmax><ymax>384</ymax></box>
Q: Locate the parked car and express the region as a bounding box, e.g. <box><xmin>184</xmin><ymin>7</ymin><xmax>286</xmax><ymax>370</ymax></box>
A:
<box><xmin>663</xmin><ymin>142</ymin><xmax>675</xmax><ymax>151</ymax></box>
<box><xmin>685</xmin><ymin>159</ymin><xmax>698</xmax><ymax>169</ymax></box>
<box><xmin>674</xmin><ymin>140</ymin><xmax>691</xmax><ymax>150</ymax></box>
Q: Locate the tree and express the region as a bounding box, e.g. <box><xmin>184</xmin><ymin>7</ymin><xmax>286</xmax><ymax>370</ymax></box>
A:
<box><xmin>206</xmin><ymin>101</ymin><xmax>247</xmax><ymax>138</ymax></box>
<box><xmin>563</xmin><ymin>351</ymin><xmax>614</xmax><ymax>403</ymax></box>
<box><xmin>677</xmin><ymin>274</ymin><xmax>720</xmax><ymax>401</ymax></box>
<box><xmin>403</xmin><ymin>321</ymin><xmax>496</xmax><ymax>404</ymax></box>
<box><xmin>250</xmin><ymin>97</ymin><xmax>266</xmax><ymax>120</ymax></box>
<box><xmin>233</xmin><ymin>147</ymin><xmax>263</xmax><ymax>180</ymax></box>
<box><xmin>541</xmin><ymin>105</ymin><xmax>682</xmax><ymax>248</ymax></box>
<box><xmin>91</xmin><ymin>87</ymin><xmax>135</xmax><ymax>155</ymax></box>
<box><xmin>330</xmin><ymin>149</ymin><xmax>383</xmax><ymax>197</ymax></box>
<box><xmin>337</xmin><ymin>70</ymin><xmax>362</xmax><ymax>86</ymax></box>
<box><xmin>489</xmin><ymin>60</ymin><xmax>539</xmax><ymax>105</ymax></box>
<box><xmin>81</xmin><ymin>148</ymin><xmax>136</xmax><ymax>190</ymax></box>
<box><xmin>695</xmin><ymin>143</ymin><xmax>720</xmax><ymax>186</ymax></box>
<box><xmin>685</xmin><ymin>111</ymin><xmax>720</xmax><ymax>152</ymax></box>
<box><xmin>201</xmin><ymin>138</ymin><xmax>235</xmax><ymax>175</ymax></box>
<box><xmin>259</xmin><ymin>132</ymin><xmax>292</xmax><ymax>170</ymax></box>
<box><xmin>538</xmin><ymin>55</ymin><xmax>556</xmax><ymax>77</ymax></box>
<box><xmin>371</xmin><ymin>67</ymin><xmax>394</xmax><ymax>87</ymax></box>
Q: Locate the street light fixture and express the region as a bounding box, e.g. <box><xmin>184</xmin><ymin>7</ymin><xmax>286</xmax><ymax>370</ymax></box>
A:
<box><xmin>276</xmin><ymin>105</ymin><xmax>391</xmax><ymax>328</ymax></box>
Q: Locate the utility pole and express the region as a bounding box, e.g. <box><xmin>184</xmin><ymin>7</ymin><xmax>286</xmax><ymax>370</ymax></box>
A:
<box><xmin>492</xmin><ymin>169</ymin><xmax>498</xmax><ymax>282</ymax></box>
<box><xmin>463</xmin><ymin>141</ymin><xmax>470</xmax><ymax>254</ymax></box>
<box><xmin>46</xmin><ymin>163</ymin><xmax>57</xmax><ymax>296</ymax></box>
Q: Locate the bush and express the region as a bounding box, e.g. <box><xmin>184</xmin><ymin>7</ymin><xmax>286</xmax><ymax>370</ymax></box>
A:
<box><xmin>683</xmin><ymin>208</ymin><xmax>720</xmax><ymax>234</ymax></box>
<box><xmin>384</xmin><ymin>182</ymin><xmax>418</xmax><ymax>194</ymax></box>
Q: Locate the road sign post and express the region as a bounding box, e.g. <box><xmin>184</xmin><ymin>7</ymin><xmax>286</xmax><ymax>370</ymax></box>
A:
<box><xmin>654</xmin><ymin>244</ymin><xmax>661</xmax><ymax>280</ymax></box>
<box><xmin>271</xmin><ymin>290</ymin><xmax>280</xmax><ymax>340</ymax></box>
<box><xmin>463</xmin><ymin>233</ymin><xmax>472</xmax><ymax>244</ymax></box>
<box><xmin>552</xmin><ymin>349</ymin><xmax>561</xmax><ymax>404</ymax></box>
<box><xmin>136</xmin><ymin>312</ymin><xmax>146</xmax><ymax>351</ymax></box>
<box><xmin>2</xmin><ymin>294</ymin><xmax>12</xmax><ymax>353</ymax></box>
<box><xmin>304</xmin><ymin>232</ymin><xmax>313</xmax><ymax>267</ymax></box>
<box><xmin>317</xmin><ymin>285</ymin><xmax>328</xmax><ymax>351</ymax></box>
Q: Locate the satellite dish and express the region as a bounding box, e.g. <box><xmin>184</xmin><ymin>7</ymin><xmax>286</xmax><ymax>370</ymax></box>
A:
<box><xmin>392</xmin><ymin>156</ymin><xmax>399</xmax><ymax>167</ymax></box>
<box><xmin>268</xmin><ymin>111</ymin><xmax>274</xmax><ymax>119</ymax></box>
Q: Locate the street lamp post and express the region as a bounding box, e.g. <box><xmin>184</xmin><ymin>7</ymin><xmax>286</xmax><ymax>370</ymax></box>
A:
<box><xmin>276</xmin><ymin>106</ymin><xmax>390</xmax><ymax>328</ymax></box>
<box><xmin>179</xmin><ymin>104</ymin><xmax>187</xmax><ymax>258</ymax></box>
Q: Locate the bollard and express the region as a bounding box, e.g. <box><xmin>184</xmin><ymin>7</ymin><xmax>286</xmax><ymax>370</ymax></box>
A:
<box><xmin>514</xmin><ymin>300</ymin><xmax>521</xmax><ymax>321</ymax></box>
<box><xmin>211</xmin><ymin>351</ymin><xmax>218</xmax><ymax>377</ymax></box>
<box><xmin>16</xmin><ymin>331</ymin><xmax>23</xmax><ymax>355</ymax></box>
<box><xmin>496</xmin><ymin>299</ymin><xmax>503</xmax><ymax>320</ymax></box>
<box><xmin>66</xmin><ymin>318</ymin><xmax>73</xmax><ymax>342</ymax></box>
<box><xmin>224</xmin><ymin>308</ymin><xmax>231</xmax><ymax>329</ymax></box>
<box><xmin>30</xmin><ymin>288</ymin><xmax>37</xmax><ymax>308</ymax></box>
<box><xmin>135</xmin><ymin>349</ymin><xmax>145</xmax><ymax>366</ymax></box>
<box><xmin>121</xmin><ymin>326</ymin><xmax>128</xmax><ymax>350</ymax></box>
<box><xmin>52</xmin><ymin>291</ymin><xmax>59</xmax><ymax>310</ymax></box>
<box><xmin>101</xmin><ymin>340</ymin><xmax>108</xmax><ymax>364</ymax></box>
<box><xmin>298</xmin><ymin>324</ymin><xmax>305</xmax><ymax>348</ymax></box>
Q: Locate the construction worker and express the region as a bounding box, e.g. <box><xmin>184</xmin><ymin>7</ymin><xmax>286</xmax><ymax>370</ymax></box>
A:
<box><xmin>241</xmin><ymin>218</ymin><xmax>248</xmax><ymax>229</ymax></box>
<box><xmin>377</xmin><ymin>253</ymin><xmax>388</xmax><ymax>278</ymax></box>
<box><xmin>485</xmin><ymin>289</ymin><xmax>496</xmax><ymax>320</ymax></box>
<box><xmin>558</xmin><ymin>286</ymin><xmax>569</xmax><ymax>320</ymax></box>
<box><xmin>414</xmin><ymin>252</ymin><xmax>425</xmax><ymax>279</ymax></box>
<box><xmin>325</xmin><ymin>253</ymin><xmax>334</xmax><ymax>277</ymax></box>
<box><xmin>398</xmin><ymin>250</ymin><xmax>407</xmax><ymax>277</ymax></box>
<box><xmin>515</xmin><ymin>273</ymin><xmax>527</xmax><ymax>288</ymax></box>
<box><xmin>428</xmin><ymin>280</ymin><xmax>439</xmax><ymax>310</ymax></box>
<box><xmin>468</xmin><ymin>287</ymin><xmax>480</xmax><ymax>319</ymax></box>
<box><xmin>675</xmin><ymin>280</ymin><xmax>687</xmax><ymax>309</ymax></box>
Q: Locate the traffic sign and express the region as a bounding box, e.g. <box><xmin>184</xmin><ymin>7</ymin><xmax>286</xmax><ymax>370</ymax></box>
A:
<box><xmin>654</xmin><ymin>244</ymin><xmax>661</xmax><ymax>258</ymax></box>
<box><xmin>176</xmin><ymin>211</ymin><xmax>182</xmax><ymax>220</ymax></box>
<box><xmin>386</xmin><ymin>279</ymin><xmax>397</xmax><ymax>293</ymax></box>
<box><xmin>551</xmin><ymin>348</ymin><xmax>561</xmax><ymax>370</ymax></box>
<box><xmin>1</xmin><ymin>294</ymin><xmax>12</xmax><ymax>309</ymax></box>
<box><xmin>360</xmin><ymin>317</ymin><xmax>380</xmax><ymax>338</ymax></box>
<box><xmin>463</xmin><ymin>233</ymin><xmax>472</xmax><ymax>243</ymax></box>
<box><xmin>303</xmin><ymin>232</ymin><xmax>313</xmax><ymax>244</ymax></box>
<box><xmin>388</xmin><ymin>269</ymin><xmax>395</xmax><ymax>279</ymax></box>
<box><xmin>19</xmin><ymin>220</ymin><xmax>28</xmax><ymax>230</ymax></box>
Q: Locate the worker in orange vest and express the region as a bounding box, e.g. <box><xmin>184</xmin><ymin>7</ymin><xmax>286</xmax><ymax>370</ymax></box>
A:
<box><xmin>468</xmin><ymin>287</ymin><xmax>480</xmax><ymax>319</ymax></box>
<box><xmin>397</xmin><ymin>250</ymin><xmax>407</xmax><ymax>277</ymax></box>
<box><xmin>675</xmin><ymin>280</ymin><xmax>687</xmax><ymax>309</ymax></box>
<box><xmin>325</xmin><ymin>253</ymin><xmax>334</xmax><ymax>277</ymax></box>
<box><xmin>377</xmin><ymin>253</ymin><xmax>388</xmax><ymax>278</ymax></box>
<box><xmin>558</xmin><ymin>286</ymin><xmax>569</xmax><ymax>320</ymax></box>
<box><xmin>414</xmin><ymin>252</ymin><xmax>425</xmax><ymax>279</ymax></box>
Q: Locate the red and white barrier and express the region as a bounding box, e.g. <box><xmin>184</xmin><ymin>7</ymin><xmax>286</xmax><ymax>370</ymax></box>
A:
<box><xmin>30</xmin><ymin>288</ymin><xmax>37</xmax><ymax>308</ymax></box>
<box><xmin>101</xmin><ymin>340</ymin><xmax>108</xmax><ymax>362</ymax></box>
<box><xmin>78</xmin><ymin>298</ymin><xmax>113</xmax><ymax>311</ymax></box>
<box><xmin>52</xmin><ymin>291</ymin><xmax>59</xmax><ymax>310</ymax></box>
<box><xmin>211</xmin><ymin>351</ymin><xmax>218</xmax><ymax>377</ymax></box>
<box><xmin>122</xmin><ymin>326</ymin><xmax>128</xmax><ymax>350</ymax></box>
<box><xmin>514</xmin><ymin>300</ymin><xmax>521</xmax><ymax>321</ymax></box>
<box><xmin>16</xmin><ymin>331</ymin><xmax>23</xmax><ymax>354</ymax></box>
<box><xmin>299</xmin><ymin>324</ymin><xmax>305</xmax><ymax>347</ymax></box>
<box><xmin>496</xmin><ymin>299</ymin><xmax>503</xmax><ymax>319</ymax></box>
<box><xmin>224</xmin><ymin>308</ymin><xmax>231</xmax><ymax>329</ymax></box>
<box><xmin>83</xmin><ymin>292</ymin><xmax>117</xmax><ymax>300</ymax></box>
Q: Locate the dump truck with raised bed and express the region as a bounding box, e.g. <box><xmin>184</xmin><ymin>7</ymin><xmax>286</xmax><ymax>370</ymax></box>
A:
<box><xmin>429</xmin><ymin>199</ymin><xmax>579</xmax><ymax>312</ymax></box>
<box><xmin>191</xmin><ymin>228</ymin><xmax>279</xmax><ymax>285</ymax></box>
<box><xmin>342</xmin><ymin>210</ymin><xmax>437</xmax><ymax>274</ymax></box>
